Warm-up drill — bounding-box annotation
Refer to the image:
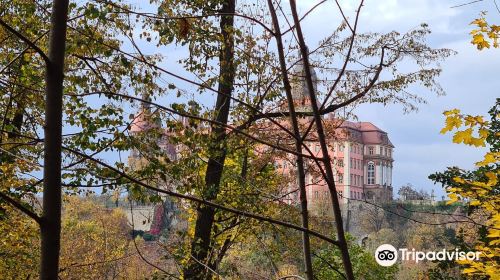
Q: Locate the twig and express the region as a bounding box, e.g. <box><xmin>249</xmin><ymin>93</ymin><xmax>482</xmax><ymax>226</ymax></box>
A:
<box><xmin>0</xmin><ymin>191</ymin><xmax>42</xmax><ymax>225</ymax></box>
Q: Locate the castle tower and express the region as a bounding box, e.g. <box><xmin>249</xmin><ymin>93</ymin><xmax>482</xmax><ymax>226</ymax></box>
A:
<box><xmin>127</xmin><ymin>94</ymin><xmax>179</xmax><ymax>238</ymax></box>
<box><xmin>290</xmin><ymin>51</ymin><xmax>319</xmax><ymax>112</ymax></box>
<box><xmin>128</xmin><ymin>93</ymin><xmax>161</xmax><ymax>166</ymax></box>
<box><xmin>128</xmin><ymin>93</ymin><xmax>177</xmax><ymax>164</ymax></box>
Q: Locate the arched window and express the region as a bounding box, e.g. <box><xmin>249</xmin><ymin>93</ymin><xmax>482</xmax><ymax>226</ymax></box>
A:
<box><xmin>367</xmin><ymin>162</ymin><xmax>375</xmax><ymax>184</ymax></box>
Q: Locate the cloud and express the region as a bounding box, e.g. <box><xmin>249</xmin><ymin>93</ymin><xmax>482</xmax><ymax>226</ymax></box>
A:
<box><xmin>296</xmin><ymin>0</ymin><xmax>464</xmax><ymax>35</ymax></box>
<box><xmin>393</xmin><ymin>142</ymin><xmax>485</xmax><ymax>197</ymax></box>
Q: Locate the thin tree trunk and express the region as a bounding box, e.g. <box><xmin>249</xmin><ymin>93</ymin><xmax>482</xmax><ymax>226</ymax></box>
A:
<box><xmin>288</xmin><ymin>1</ymin><xmax>355</xmax><ymax>279</ymax></box>
<box><xmin>266</xmin><ymin>1</ymin><xmax>314</xmax><ymax>279</ymax></box>
<box><xmin>183</xmin><ymin>1</ymin><xmax>236</xmax><ymax>279</ymax></box>
<box><xmin>40</xmin><ymin>0</ymin><xmax>69</xmax><ymax>279</ymax></box>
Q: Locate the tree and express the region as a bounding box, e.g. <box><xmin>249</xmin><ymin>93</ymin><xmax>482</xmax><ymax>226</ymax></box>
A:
<box><xmin>1</xmin><ymin>0</ymin><xmax>164</xmax><ymax>277</ymax></box>
<box><xmin>0</xmin><ymin>195</ymin><xmax>146</xmax><ymax>279</ymax></box>
<box><xmin>58</xmin><ymin>196</ymin><xmax>131</xmax><ymax>280</ymax></box>
<box><xmin>40</xmin><ymin>1</ymin><xmax>70</xmax><ymax>278</ymax></box>
<box><xmin>430</xmin><ymin>99</ymin><xmax>500</xmax><ymax>278</ymax></box>
<box><xmin>0</xmin><ymin>203</ymin><xmax>39</xmax><ymax>279</ymax></box>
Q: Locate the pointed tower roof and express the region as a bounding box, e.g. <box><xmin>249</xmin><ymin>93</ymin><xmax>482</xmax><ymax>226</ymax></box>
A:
<box><xmin>290</xmin><ymin>47</ymin><xmax>319</xmax><ymax>112</ymax></box>
<box><xmin>290</xmin><ymin>54</ymin><xmax>318</xmax><ymax>101</ymax></box>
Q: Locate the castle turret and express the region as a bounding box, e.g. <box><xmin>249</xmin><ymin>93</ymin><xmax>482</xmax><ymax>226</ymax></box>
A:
<box><xmin>290</xmin><ymin>53</ymin><xmax>319</xmax><ymax>112</ymax></box>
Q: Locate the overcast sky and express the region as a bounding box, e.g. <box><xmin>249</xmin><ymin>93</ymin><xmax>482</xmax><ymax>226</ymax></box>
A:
<box><xmin>294</xmin><ymin>0</ymin><xmax>500</xmax><ymax>198</ymax></box>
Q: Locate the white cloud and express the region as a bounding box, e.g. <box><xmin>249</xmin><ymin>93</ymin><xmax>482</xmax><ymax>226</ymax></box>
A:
<box><xmin>296</xmin><ymin>0</ymin><xmax>464</xmax><ymax>35</ymax></box>
<box><xmin>393</xmin><ymin>142</ymin><xmax>485</xmax><ymax>197</ymax></box>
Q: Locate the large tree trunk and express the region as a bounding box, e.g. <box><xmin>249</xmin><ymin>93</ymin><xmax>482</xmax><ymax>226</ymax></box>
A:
<box><xmin>183</xmin><ymin>1</ymin><xmax>236</xmax><ymax>279</ymax></box>
<box><xmin>289</xmin><ymin>1</ymin><xmax>355</xmax><ymax>279</ymax></box>
<box><xmin>40</xmin><ymin>0</ymin><xmax>69</xmax><ymax>279</ymax></box>
<box><xmin>266</xmin><ymin>1</ymin><xmax>314</xmax><ymax>278</ymax></box>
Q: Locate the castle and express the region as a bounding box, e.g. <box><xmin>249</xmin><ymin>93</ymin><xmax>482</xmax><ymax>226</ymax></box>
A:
<box><xmin>270</xmin><ymin>61</ymin><xmax>394</xmax><ymax>214</ymax></box>
<box><xmin>127</xmin><ymin>62</ymin><xmax>394</xmax><ymax>226</ymax></box>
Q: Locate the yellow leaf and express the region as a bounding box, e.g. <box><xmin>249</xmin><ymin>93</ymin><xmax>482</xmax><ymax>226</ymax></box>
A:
<box><xmin>463</xmin><ymin>267</ymin><xmax>477</xmax><ymax>274</ymax></box>
<box><xmin>453</xmin><ymin>128</ymin><xmax>473</xmax><ymax>144</ymax></box>
<box><xmin>470</xmin><ymin>200</ymin><xmax>481</xmax><ymax>206</ymax></box>
<box><xmin>441</xmin><ymin>115</ymin><xmax>463</xmax><ymax>134</ymax></box>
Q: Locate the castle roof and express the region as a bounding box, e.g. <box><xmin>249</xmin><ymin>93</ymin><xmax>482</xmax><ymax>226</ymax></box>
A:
<box><xmin>332</xmin><ymin>119</ymin><xmax>394</xmax><ymax>147</ymax></box>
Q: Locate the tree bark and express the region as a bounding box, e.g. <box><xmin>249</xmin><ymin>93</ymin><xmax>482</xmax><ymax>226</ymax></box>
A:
<box><xmin>289</xmin><ymin>1</ymin><xmax>355</xmax><ymax>279</ymax></box>
<box><xmin>183</xmin><ymin>1</ymin><xmax>236</xmax><ymax>279</ymax></box>
<box><xmin>40</xmin><ymin>0</ymin><xmax>69</xmax><ymax>279</ymax></box>
<box><xmin>267</xmin><ymin>1</ymin><xmax>314</xmax><ymax>279</ymax></box>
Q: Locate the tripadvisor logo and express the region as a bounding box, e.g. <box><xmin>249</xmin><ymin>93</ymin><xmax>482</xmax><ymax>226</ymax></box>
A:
<box><xmin>375</xmin><ymin>244</ymin><xmax>398</xmax><ymax>266</ymax></box>
<box><xmin>374</xmin><ymin>244</ymin><xmax>482</xmax><ymax>267</ymax></box>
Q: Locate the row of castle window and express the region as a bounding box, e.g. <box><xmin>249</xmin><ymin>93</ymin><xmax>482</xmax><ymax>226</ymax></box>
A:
<box><xmin>311</xmin><ymin>142</ymin><xmax>392</xmax><ymax>158</ymax></box>
<box><xmin>310</xmin><ymin>190</ymin><xmax>364</xmax><ymax>200</ymax></box>
<box><xmin>350</xmin><ymin>174</ymin><xmax>364</xmax><ymax>186</ymax></box>
<box><xmin>350</xmin><ymin>158</ymin><xmax>362</xmax><ymax>170</ymax></box>
<box><xmin>368</xmin><ymin>146</ymin><xmax>392</xmax><ymax>157</ymax></box>
<box><xmin>350</xmin><ymin>143</ymin><xmax>362</xmax><ymax>154</ymax></box>
<box><xmin>351</xmin><ymin>191</ymin><xmax>364</xmax><ymax>200</ymax></box>
<box><xmin>314</xmin><ymin>143</ymin><xmax>344</xmax><ymax>153</ymax></box>
<box><xmin>279</xmin><ymin>159</ymin><xmax>389</xmax><ymax>186</ymax></box>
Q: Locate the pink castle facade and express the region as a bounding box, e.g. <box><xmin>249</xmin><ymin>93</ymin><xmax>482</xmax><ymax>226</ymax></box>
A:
<box><xmin>275</xmin><ymin>62</ymin><xmax>394</xmax><ymax>212</ymax></box>
<box><xmin>276</xmin><ymin>118</ymin><xmax>394</xmax><ymax>211</ymax></box>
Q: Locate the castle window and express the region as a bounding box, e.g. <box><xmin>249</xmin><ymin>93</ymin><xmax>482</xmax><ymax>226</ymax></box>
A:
<box><xmin>367</xmin><ymin>162</ymin><xmax>375</xmax><ymax>184</ymax></box>
<box><xmin>314</xmin><ymin>191</ymin><xmax>319</xmax><ymax>199</ymax></box>
<box><xmin>379</xmin><ymin>146</ymin><xmax>383</xmax><ymax>154</ymax></box>
<box><xmin>338</xmin><ymin>174</ymin><xmax>343</xmax><ymax>184</ymax></box>
<box><xmin>368</xmin><ymin>146</ymin><xmax>374</xmax><ymax>155</ymax></box>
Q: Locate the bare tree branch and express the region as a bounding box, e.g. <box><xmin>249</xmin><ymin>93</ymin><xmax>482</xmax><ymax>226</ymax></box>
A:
<box><xmin>0</xmin><ymin>191</ymin><xmax>42</xmax><ymax>225</ymax></box>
